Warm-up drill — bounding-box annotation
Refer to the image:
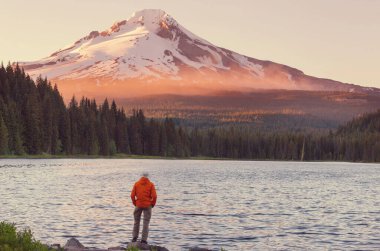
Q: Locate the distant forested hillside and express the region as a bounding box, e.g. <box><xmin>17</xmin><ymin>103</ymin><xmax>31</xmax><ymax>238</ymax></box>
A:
<box><xmin>337</xmin><ymin>110</ymin><xmax>380</xmax><ymax>134</ymax></box>
<box><xmin>0</xmin><ymin>64</ymin><xmax>379</xmax><ymax>162</ymax></box>
<box><xmin>117</xmin><ymin>90</ymin><xmax>380</xmax><ymax>131</ymax></box>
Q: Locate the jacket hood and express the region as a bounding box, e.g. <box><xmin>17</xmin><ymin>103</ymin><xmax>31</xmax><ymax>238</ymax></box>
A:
<box><xmin>139</xmin><ymin>176</ymin><xmax>150</xmax><ymax>185</ymax></box>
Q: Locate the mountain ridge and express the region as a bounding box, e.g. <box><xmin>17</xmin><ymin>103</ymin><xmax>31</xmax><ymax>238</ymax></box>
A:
<box><xmin>19</xmin><ymin>9</ymin><xmax>379</xmax><ymax>99</ymax></box>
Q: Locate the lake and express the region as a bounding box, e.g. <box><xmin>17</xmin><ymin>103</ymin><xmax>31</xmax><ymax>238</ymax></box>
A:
<box><xmin>0</xmin><ymin>159</ymin><xmax>379</xmax><ymax>250</ymax></box>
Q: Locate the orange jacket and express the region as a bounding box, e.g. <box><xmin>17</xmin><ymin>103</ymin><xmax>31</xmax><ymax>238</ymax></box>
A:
<box><xmin>131</xmin><ymin>177</ymin><xmax>157</xmax><ymax>208</ymax></box>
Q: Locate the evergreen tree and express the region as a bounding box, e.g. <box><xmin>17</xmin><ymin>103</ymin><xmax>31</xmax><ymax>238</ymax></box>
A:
<box><xmin>0</xmin><ymin>115</ymin><xmax>9</xmax><ymax>154</ymax></box>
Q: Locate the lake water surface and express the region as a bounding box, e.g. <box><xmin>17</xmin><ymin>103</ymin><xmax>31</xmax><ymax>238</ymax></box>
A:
<box><xmin>0</xmin><ymin>159</ymin><xmax>379</xmax><ymax>250</ymax></box>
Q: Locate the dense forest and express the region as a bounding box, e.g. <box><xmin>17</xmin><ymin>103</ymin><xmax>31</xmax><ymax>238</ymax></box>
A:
<box><xmin>0</xmin><ymin>64</ymin><xmax>379</xmax><ymax>162</ymax></box>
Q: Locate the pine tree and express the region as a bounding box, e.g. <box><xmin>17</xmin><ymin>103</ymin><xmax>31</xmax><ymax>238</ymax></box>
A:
<box><xmin>0</xmin><ymin>115</ymin><xmax>9</xmax><ymax>154</ymax></box>
<box><xmin>159</xmin><ymin>124</ymin><xmax>168</xmax><ymax>156</ymax></box>
<box><xmin>68</xmin><ymin>96</ymin><xmax>80</xmax><ymax>154</ymax></box>
<box><xmin>23</xmin><ymin>90</ymin><xmax>42</xmax><ymax>154</ymax></box>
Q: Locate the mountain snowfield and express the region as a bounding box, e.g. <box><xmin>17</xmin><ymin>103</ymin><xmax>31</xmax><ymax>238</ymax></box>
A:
<box><xmin>20</xmin><ymin>9</ymin><xmax>377</xmax><ymax>99</ymax></box>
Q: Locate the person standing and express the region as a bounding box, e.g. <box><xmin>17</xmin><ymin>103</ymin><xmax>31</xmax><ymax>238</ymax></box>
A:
<box><xmin>130</xmin><ymin>173</ymin><xmax>157</xmax><ymax>244</ymax></box>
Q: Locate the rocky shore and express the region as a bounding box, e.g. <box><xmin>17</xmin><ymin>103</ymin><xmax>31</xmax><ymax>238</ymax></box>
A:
<box><xmin>56</xmin><ymin>237</ymin><xmax>214</xmax><ymax>251</ymax></box>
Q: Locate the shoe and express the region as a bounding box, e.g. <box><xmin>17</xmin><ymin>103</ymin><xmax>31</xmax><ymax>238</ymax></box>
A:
<box><xmin>140</xmin><ymin>240</ymin><xmax>148</xmax><ymax>245</ymax></box>
<box><xmin>131</xmin><ymin>237</ymin><xmax>137</xmax><ymax>242</ymax></box>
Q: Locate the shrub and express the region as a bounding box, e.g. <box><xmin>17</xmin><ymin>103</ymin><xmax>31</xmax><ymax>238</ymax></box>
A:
<box><xmin>0</xmin><ymin>221</ymin><xmax>50</xmax><ymax>251</ymax></box>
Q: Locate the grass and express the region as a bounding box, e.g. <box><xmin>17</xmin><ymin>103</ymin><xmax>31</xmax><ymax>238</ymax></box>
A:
<box><xmin>0</xmin><ymin>221</ymin><xmax>57</xmax><ymax>251</ymax></box>
<box><xmin>125</xmin><ymin>247</ymin><xmax>140</xmax><ymax>251</ymax></box>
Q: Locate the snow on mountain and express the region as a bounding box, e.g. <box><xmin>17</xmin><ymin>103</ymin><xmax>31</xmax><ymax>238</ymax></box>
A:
<box><xmin>19</xmin><ymin>9</ymin><xmax>378</xmax><ymax>98</ymax></box>
<box><xmin>22</xmin><ymin>9</ymin><xmax>242</xmax><ymax>79</ymax></box>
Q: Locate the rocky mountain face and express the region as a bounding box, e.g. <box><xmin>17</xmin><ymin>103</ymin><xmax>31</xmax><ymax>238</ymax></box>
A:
<box><xmin>19</xmin><ymin>9</ymin><xmax>378</xmax><ymax>100</ymax></box>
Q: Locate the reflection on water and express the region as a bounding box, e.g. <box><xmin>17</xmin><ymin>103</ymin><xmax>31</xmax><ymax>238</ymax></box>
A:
<box><xmin>0</xmin><ymin>159</ymin><xmax>379</xmax><ymax>250</ymax></box>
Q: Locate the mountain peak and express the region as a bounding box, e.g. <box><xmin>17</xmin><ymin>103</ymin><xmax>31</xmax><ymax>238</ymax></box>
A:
<box><xmin>68</xmin><ymin>9</ymin><xmax>179</xmax><ymax>48</ymax></box>
<box><xmin>131</xmin><ymin>9</ymin><xmax>167</xmax><ymax>20</ymax></box>
<box><xmin>103</xmin><ymin>9</ymin><xmax>178</xmax><ymax>36</ymax></box>
<box><xmin>128</xmin><ymin>9</ymin><xmax>177</xmax><ymax>32</ymax></box>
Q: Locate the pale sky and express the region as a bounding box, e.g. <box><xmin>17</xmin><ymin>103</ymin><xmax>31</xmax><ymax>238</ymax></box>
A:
<box><xmin>0</xmin><ymin>0</ymin><xmax>379</xmax><ymax>88</ymax></box>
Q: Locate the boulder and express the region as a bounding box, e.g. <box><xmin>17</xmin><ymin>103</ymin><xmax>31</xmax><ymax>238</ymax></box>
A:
<box><xmin>127</xmin><ymin>241</ymin><xmax>169</xmax><ymax>251</ymax></box>
<box><xmin>64</xmin><ymin>237</ymin><xmax>85</xmax><ymax>251</ymax></box>
<box><xmin>61</xmin><ymin>237</ymin><xmax>170</xmax><ymax>251</ymax></box>
<box><xmin>188</xmin><ymin>247</ymin><xmax>212</xmax><ymax>251</ymax></box>
<box><xmin>108</xmin><ymin>247</ymin><xmax>125</xmax><ymax>250</ymax></box>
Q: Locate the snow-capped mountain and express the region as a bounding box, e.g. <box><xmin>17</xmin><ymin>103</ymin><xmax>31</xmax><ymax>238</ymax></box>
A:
<box><xmin>20</xmin><ymin>9</ymin><xmax>377</xmax><ymax>98</ymax></box>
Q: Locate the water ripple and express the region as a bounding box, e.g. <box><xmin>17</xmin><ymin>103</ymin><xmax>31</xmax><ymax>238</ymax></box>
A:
<box><xmin>0</xmin><ymin>159</ymin><xmax>379</xmax><ymax>250</ymax></box>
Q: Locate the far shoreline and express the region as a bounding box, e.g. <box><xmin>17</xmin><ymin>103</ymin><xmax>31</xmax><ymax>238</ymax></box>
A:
<box><xmin>0</xmin><ymin>154</ymin><xmax>227</xmax><ymax>160</ymax></box>
<box><xmin>0</xmin><ymin>154</ymin><xmax>378</xmax><ymax>164</ymax></box>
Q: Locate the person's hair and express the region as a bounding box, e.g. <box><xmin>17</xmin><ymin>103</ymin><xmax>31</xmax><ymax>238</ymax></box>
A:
<box><xmin>142</xmin><ymin>172</ymin><xmax>149</xmax><ymax>178</ymax></box>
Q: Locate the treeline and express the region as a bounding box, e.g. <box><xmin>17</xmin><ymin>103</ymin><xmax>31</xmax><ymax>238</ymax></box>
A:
<box><xmin>190</xmin><ymin>127</ymin><xmax>380</xmax><ymax>162</ymax></box>
<box><xmin>0</xmin><ymin>64</ymin><xmax>188</xmax><ymax>157</ymax></box>
<box><xmin>0</xmin><ymin>64</ymin><xmax>379</xmax><ymax>162</ymax></box>
<box><xmin>337</xmin><ymin>110</ymin><xmax>380</xmax><ymax>134</ymax></box>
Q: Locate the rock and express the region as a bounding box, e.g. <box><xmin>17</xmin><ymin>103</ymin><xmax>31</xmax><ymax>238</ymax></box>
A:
<box><xmin>127</xmin><ymin>241</ymin><xmax>169</xmax><ymax>251</ymax></box>
<box><xmin>64</xmin><ymin>237</ymin><xmax>85</xmax><ymax>251</ymax></box>
<box><xmin>108</xmin><ymin>247</ymin><xmax>125</xmax><ymax>250</ymax></box>
<box><xmin>127</xmin><ymin>242</ymin><xmax>150</xmax><ymax>250</ymax></box>
<box><xmin>61</xmin><ymin>237</ymin><xmax>169</xmax><ymax>251</ymax></box>
<box><xmin>188</xmin><ymin>247</ymin><xmax>212</xmax><ymax>251</ymax></box>
<box><xmin>150</xmin><ymin>245</ymin><xmax>169</xmax><ymax>251</ymax></box>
